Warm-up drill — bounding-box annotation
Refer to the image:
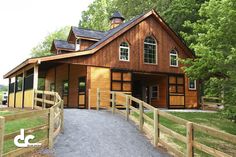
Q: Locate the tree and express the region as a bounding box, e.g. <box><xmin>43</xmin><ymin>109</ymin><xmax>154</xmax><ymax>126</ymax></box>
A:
<box><xmin>182</xmin><ymin>0</ymin><xmax>236</xmax><ymax>120</ymax></box>
<box><xmin>31</xmin><ymin>26</ymin><xmax>70</xmax><ymax>57</ymax></box>
<box><xmin>79</xmin><ymin>0</ymin><xmax>205</xmax><ymax>36</ymax></box>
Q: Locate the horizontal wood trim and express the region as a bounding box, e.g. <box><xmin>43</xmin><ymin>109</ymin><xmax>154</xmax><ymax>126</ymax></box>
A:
<box><xmin>3</xmin><ymin>139</ymin><xmax>48</xmax><ymax>157</ymax></box>
<box><xmin>159</xmin><ymin>139</ymin><xmax>185</xmax><ymax>157</ymax></box>
<box><xmin>115</xmin><ymin>109</ymin><xmax>126</xmax><ymax>116</ymax></box>
<box><xmin>193</xmin><ymin>141</ymin><xmax>231</xmax><ymax>157</ymax></box>
<box><xmin>53</xmin><ymin>125</ymin><xmax>61</xmax><ymax>139</ymax></box>
<box><xmin>159</xmin><ymin>124</ymin><xmax>186</xmax><ymax>143</ymax></box>
<box><xmin>129</xmin><ymin>96</ymin><xmax>142</xmax><ymax>104</ymax></box>
<box><xmin>35</xmin><ymin>98</ymin><xmax>55</xmax><ymax>105</ymax></box>
<box><xmin>4</xmin><ymin>124</ymin><xmax>48</xmax><ymax>141</ymax></box>
<box><xmin>158</xmin><ymin>111</ymin><xmax>188</xmax><ymax>125</ymax></box>
<box><xmin>193</xmin><ymin>123</ymin><xmax>236</xmax><ymax>144</ymax></box>
<box><xmin>129</xmin><ymin>105</ymin><xmax>139</xmax><ymax>113</ymax></box>
<box><xmin>143</xmin><ymin>113</ymin><xmax>154</xmax><ymax>125</ymax></box>
<box><xmin>4</xmin><ymin>109</ymin><xmax>49</xmax><ymax>122</ymax></box>
<box><xmin>142</xmin><ymin>102</ymin><xmax>155</xmax><ymax>111</ymax></box>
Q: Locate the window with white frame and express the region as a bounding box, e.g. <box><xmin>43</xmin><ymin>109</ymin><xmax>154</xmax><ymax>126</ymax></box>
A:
<box><xmin>119</xmin><ymin>42</ymin><xmax>129</xmax><ymax>61</ymax></box>
<box><xmin>189</xmin><ymin>79</ymin><xmax>196</xmax><ymax>90</ymax></box>
<box><xmin>75</xmin><ymin>39</ymin><xmax>81</xmax><ymax>51</ymax></box>
<box><xmin>170</xmin><ymin>49</ymin><xmax>178</xmax><ymax>67</ymax></box>
<box><xmin>144</xmin><ymin>36</ymin><xmax>157</xmax><ymax>64</ymax></box>
<box><xmin>150</xmin><ymin>85</ymin><xmax>159</xmax><ymax>99</ymax></box>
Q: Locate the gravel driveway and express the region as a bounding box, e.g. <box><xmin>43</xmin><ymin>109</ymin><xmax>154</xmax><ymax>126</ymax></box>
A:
<box><xmin>52</xmin><ymin>109</ymin><xmax>169</xmax><ymax>157</ymax></box>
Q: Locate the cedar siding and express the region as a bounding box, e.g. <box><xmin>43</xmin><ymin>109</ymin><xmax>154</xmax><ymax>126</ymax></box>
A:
<box><xmin>4</xmin><ymin>10</ymin><xmax>199</xmax><ymax>109</ymax></box>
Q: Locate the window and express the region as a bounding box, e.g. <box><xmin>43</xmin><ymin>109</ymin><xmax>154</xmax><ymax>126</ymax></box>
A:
<box><xmin>24</xmin><ymin>68</ymin><xmax>34</xmax><ymax>90</ymax></box>
<box><xmin>111</xmin><ymin>71</ymin><xmax>132</xmax><ymax>92</ymax></box>
<box><xmin>144</xmin><ymin>36</ymin><xmax>157</xmax><ymax>64</ymax></box>
<box><xmin>151</xmin><ymin>85</ymin><xmax>159</xmax><ymax>99</ymax></box>
<box><xmin>75</xmin><ymin>39</ymin><xmax>81</xmax><ymax>51</ymax></box>
<box><xmin>169</xmin><ymin>76</ymin><xmax>184</xmax><ymax>94</ymax></box>
<box><xmin>16</xmin><ymin>74</ymin><xmax>23</xmax><ymax>92</ymax></box>
<box><xmin>119</xmin><ymin>42</ymin><xmax>129</xmax><ymax>61</ymax></box>
<box><xmin>78</xmin><ymin>77</ymin><xmax>86</xmax><ymax>92</ymax></box>
<box><xmin>170</xmin><ymin>49</ymin><xmax>178</xmax><ymax>67</ymax></box>
<box><xmin>63</xmin><ymin>80</ymin><xmax>69</xmax><ymax>95</ymax></box>
<box><xmin>189</xmin><ymin>79</ymin><xmax>196</xmax><ymax>90</ymax></box>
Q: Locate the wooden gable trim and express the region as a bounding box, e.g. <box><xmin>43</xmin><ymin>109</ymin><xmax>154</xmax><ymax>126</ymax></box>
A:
<box><xmin>91</xmin><ymin>11</ymin><xmax>153</xmax><ymax>53</ymax></box>
<box><xmin>67</xmin><ymin>27</ymin><xmax>75</xmax><ymax>43</ymax></box>
<box><xmin>77</xmin><ymin>36</ymin><xmax>100</xmax><ymax>42</ymax></box>
<box><xmin>151</xmin><ymin>10</ymin><xmax>194</xmax><ymax>58</ymax></box>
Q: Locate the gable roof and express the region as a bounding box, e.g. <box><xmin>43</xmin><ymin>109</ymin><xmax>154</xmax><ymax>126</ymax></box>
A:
<box><xmin>72</xmin><ymin>26</ymin><xmax>106</xmax><ymax>40</ymax></box>
<box><xmin>4</xmin><ymin>9</ymin><xmax>194</xmax><ymax>78</ymax></box>
<box><xmin>54</xmin><ymin>40</ymin><xmax>75</xmax><ymax>51</ymax></box>
<box><xmin>87</xmin><ymin>13</ymin><xmax>145</xmax><ymax>50</ymax></box>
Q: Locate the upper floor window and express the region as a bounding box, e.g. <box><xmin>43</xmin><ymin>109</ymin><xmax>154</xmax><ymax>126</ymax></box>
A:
<box><xmin>170</xmin><ymin>49</ymin><xmax>178</xmax><ymax>67</ymax></box>
<box><xmin>75</xmin><ymin>39</ymin><xmax>81</xmax><ymax>51</ymax></box>
<box><xmin>144</xmin><ymin>36</ymin><xmax>157</xmax><ymax>64</ymax></box>
<box><xmin>189</xmin><ymin>79</ymin><xmax>196</xmax><ymax>90</ymax></box>
<box><xmin>119</xmin><ymin>42</ymin><xmax>129</xmax><ymax>61</ymax></box>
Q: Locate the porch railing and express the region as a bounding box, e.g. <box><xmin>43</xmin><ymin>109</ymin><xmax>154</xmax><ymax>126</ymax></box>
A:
<box><xmin>0</xmin><ymin>90</ymin><xmax>64</xmax><ymax>157</ymax></box>
<box><xmin>90</xmin><ymin>88</ymin><xmax>236</xmax><ymax>157</ymax></box>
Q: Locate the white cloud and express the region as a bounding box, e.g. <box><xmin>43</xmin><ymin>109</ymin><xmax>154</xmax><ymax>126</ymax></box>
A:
<box><xmin>0</xmin><ymin>0</ymin><xmax>94</xmax><ymax>85</ymax></box>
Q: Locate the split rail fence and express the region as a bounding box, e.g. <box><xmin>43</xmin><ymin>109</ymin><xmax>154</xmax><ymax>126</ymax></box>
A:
<box><xmin>0</xmin><ymin>90</ymin><xmax>64</xmax><ymax>157</ymax></box>
<box><xmin>89</xmin><ymin>88</ymin><xmax>236</xmax><ymax>157</ymax></box>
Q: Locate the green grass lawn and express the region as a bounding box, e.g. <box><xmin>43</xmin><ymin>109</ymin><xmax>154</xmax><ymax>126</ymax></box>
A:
<box><xmin>132</xmin><ymin>111</ymin><xmax>236</xmax><ymax>156</ymax></box>
<box><xmin>0</xmin><ymin>109</ymin><xmax>48</xmax><ymax>154</ymax></box>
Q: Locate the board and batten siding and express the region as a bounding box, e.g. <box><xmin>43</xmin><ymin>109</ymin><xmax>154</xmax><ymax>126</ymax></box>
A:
<box><xmin>88</xmin><ymin>66</ymin><xmax>110</xmax><ymax>108</ymax></box>
<box><xmin>61</xmin><ymin>15</ymin><xmax>192</xmax><ymax>73</ymax></box>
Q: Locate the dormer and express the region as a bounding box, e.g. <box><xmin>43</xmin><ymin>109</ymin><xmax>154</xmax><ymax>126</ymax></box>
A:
<box><xmin>50</xmin><ymin>40</ymin><xmax>75</xmax><ymax>55</ymax></box>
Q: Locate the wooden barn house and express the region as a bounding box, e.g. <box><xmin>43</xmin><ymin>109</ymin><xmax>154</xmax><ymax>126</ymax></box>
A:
<box><xmin>4</xmin><ymin>10</ymin><xmax>199</xmax><ymax>109</ymax></box>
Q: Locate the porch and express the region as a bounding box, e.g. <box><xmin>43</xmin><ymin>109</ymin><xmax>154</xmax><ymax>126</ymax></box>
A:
<box><xmin>7</xmin><ymin>62</ymin><xmax>88</xmax><ymax>109</ymax></box>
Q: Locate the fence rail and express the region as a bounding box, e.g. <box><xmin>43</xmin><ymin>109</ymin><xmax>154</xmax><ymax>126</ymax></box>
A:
<box><xmin>0</xmin><ymin>90</ymin><xmax>64</xmax><ymax>157</ymax></box>
<box><xmin>93</xmin><ymin>88</ymin><xmax>236</xmax><ymax>157</ymax></box>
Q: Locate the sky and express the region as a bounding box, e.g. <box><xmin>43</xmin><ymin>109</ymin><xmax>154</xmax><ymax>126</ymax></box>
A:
<box><xmin>0</xmin><ymin>0</ymin><xmax>94</xmax><ymax>85</ymax></box>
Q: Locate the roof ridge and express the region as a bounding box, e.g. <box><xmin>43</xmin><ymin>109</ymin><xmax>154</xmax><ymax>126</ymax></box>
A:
<box><xmin>72</xmin><ymin>26</ymin><xmax>105</xmax><ymax>33</ymax></box>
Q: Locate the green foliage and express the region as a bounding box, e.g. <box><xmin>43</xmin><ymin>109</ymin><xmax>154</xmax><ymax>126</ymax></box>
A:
<box><xmin>31</xmin><ymin>26</ymin><xmax>70</xmax><ymax>57</ymax></box>
<box><xmin>182</xmin><ymin>0</ymin><xmax>236</xmax><ymax>120</ymax></box>
<box><xmin>79</xmin><ymin>0</ymin><xmax>205</xmax><ymax>35</ymax></box>
<box><xmin>0</xmin><ymin>85</ymin><xmax>8</xmax><ymax>92</ymax></box>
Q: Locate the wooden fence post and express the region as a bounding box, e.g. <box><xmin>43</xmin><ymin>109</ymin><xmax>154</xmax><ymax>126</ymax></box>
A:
<box><xmin>48</xmin><ymin>108</ymin><xmax>55</xmax><ymax>149</ymax></box>
<box><xmin>33</xmin><ymin>90</ymin><xmax>37</xmax><ymax>109</ymax></box>
<box><xmin>112</xmin><ymin>92</ymin><xmax>116</xmax><ymax>114</ymax></box>
<box><xmin>139</xmin><ymin>101</ymin><xmax>144</xmax><ymax>131</ymax></box>
<box><xmin>96</xmin><ymin>88</ymin><xmax>100</xmax><ymax>110</ymax></box>
<box><xmin>54</xmin><ymin>93</ymin><xmax>57</xmax><ymax>105</ymax></box>
<box><xmin>60</xmin><ymin>100</ymin><xmax>64</xmax><ymax>133</ymax></box>
<box><xmin>42</xmin><ymin>91</ymin><xmax>46</xmax><ymax>109</ymax></box>
<box><xmin>88</xmin><ymin>89</ymin><xmax>91</xmax><ymax>110</ymax></box>
<box><xmin>0</xmin><ymin>116</ymin><xmax>5</xmax><ymax>157</ymax></box>
<box><xmin>187</xmin><ymin>122</ymin><xmax>193</xmax><ymax>157</ymax></box>
<box><xmin>154</xmin><ymin>109</ymin><xmax>160</xmax><ymax>147</ymax></box>
<box><xmin>125</xmin><ymin>95</ymin><xmax>129</xmax><ymax>121</ymax></box>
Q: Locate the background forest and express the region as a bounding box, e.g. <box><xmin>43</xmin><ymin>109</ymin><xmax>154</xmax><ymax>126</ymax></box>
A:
<box><xmin>32</xmin><ymin>0</ymin><xmax>236</xmax><ymax>120</ymax></box>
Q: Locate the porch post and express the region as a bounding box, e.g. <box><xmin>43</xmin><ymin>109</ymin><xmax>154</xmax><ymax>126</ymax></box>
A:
<box><xmin>32</xmin><ymin>64</ymin><xmax>38</xmax><ymax>109</ymax></box>
<box><xmin>22</xmin><ymin>70</ymin><xmax>25</xmax><ymax>108</ymax></box>
<box><xmin>33</xmin><ymin>64</ymin><xmax>39</xmax><ymax>90</ymax></box>
<box><xmin>7</xmin><ymin>78</ymin><xmax>10</xmax><ymax>107</ymax></box>
<box><xmin>14</xmin><ymin>76</ymin><xmax>16</xmax><ymax>108</ymax></box>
